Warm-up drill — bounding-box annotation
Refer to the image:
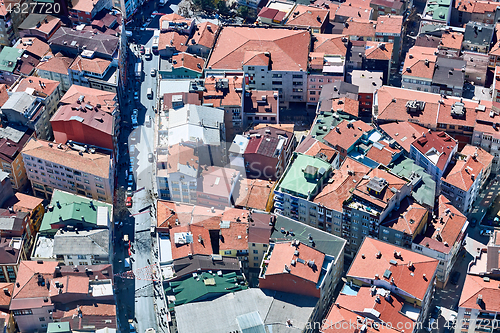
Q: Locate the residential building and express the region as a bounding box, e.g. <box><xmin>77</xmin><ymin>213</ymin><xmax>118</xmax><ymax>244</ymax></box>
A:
<box><xmin>0</xmin><ymin>171</ymin><xmax>13</xmax><ymax>207</ymax></box>
<box><xmin>174</xmin><ymin>289</ymin><xmax>319</xmax><ymax>333</ymax></box>
<box><xmin>454</xmin><ymin>274</ymin><xmax>500</xmax><ymax>333</ymax></box>
<box><xmin>410</xmin><ymin>130</ymin><xmax>458</xmax><ymax>184</ymax></box>
<box><xmin>464</xmin><ymin>51</ymin><xmax>489</xmax><ymax>86</ymax></box>
<box><xmin>50</xmin><ymin>103</ymin><xmax>115</xmax><ymax>151</ymax></box>
<box><xmin>36</xmin><ymin>189</ymin><xmax>112</xmax><ymax>235</ymax></box>
<box><xmin>431</xmin><ymin>57</ymin><xmax>466</xmax><ymax>96</ymax></box>
<box><xmin>259</xmin><ymin>241</ymin><xmax>338</xmax><ymax>316</ymax></box>
<box><xmin>370</xmin><ymin>0</ymin><xmax>406</xmax><ymax>19</ymax></box>
<box><xmin>169</xmin><ymin>254</ymin><xmax>241</xmax><ymax>281</ymax></box>
<box><xmin>243</xmin><ymin>90</ymin><xmax>279</xmax><ymax>128</ymax></box>
<box><xmin>1</xmin><ymin>91</ymin><xmax>51</xmax><ymax>140</ymax></box>
<box><xmin>240</xmin><ymin>124</ymin><xmax>296</xmax><ymax>180</ymax></box>
<box><xmin>0</xmin><ymin>4</ymin><xmax>15</xmax><ymax>48</ymax></box>
<box><xmin>158</xmin><ymin>30</ymin><xmax>188</xmax><ymax>57</ymax></box>
<box><xmin>284</xmin><ymin>5</ymin><xmax>330</xmax><ymax>34</ymax></box>
<box><xmin>21</xmin><ymin>138</ymin><xmax>114</xmax><ymax>203</ymax></box>
<box><xmin>273</xmin><ymin>152</ymin><xmax>332</xmax><ymax>224</ymax></box>
<box><xmin>12</xmin><ymin>76</ymin><xmax>62</xmax><ymax>118</ymax></box>
<box><xmin>36</xmin><ymin>54</ymin><xmax>73</xmax><ymax>92</ymax></box>
<box><xmin>218</xmin><ymin>220</ymin><xmax>250</xmax><ymax>267</ymax></box>
<box><xmin>295</xmin><ymin>135</ymin><xmax>340</xmax><ymax>168</ymax></box>
<box><xmin>453</xmin><ymin>0</ymin><xmax>499</xmax><ymax>26</ymax></box>
<box><xmin>323</xmin><ymin>120</ymin><xmax>375</xmax><ymax>162</ymax></box>
<box><xmin>247</xmin><ymin>212</ymin><xmax>273</xmax><ymax>272</ymax></box>
<box><xmin>342</xmin><ymin>167</ymin><xmax>411</xmax><ymax>255</ymax></box>
<box><xmin>421</xmin><ymin>0</ymin><xmax>452</xmax><ymax>24</ymax></box>
<box><xmin>460</xmin><ymin>145</ymin><xmax>493</xmax><ymax>185</ymax></box>
<box><xmin>412</xmin><ymin>195</ymin><xmax>467</xmax><ymax>287</ymax></box>
<box><xmin>307</xmin><ymin>73</ymin><xmax>345</xmax><ymax>107</ymax></box>
<box><xmin>17</xmin><ymin>14</ymin><xmax>61</xmax><ymax>42</ymax></box>
<box><xmin>197</xmin><ymin>166</ymin><xmax>240</xmax><ymax>208</ymax></box>
<box><xmin>0</xmin><ymin>47</ymin><xmax>24</xmax><ymax>85</ymax></box>
<box><xmin>375</xmin><ymin>15</ymin><xmax>403</xmax><ymax>63</ymax></box>
<box><xmin>347</xmin><ymin>237</ymin><xmax>438</xmax><ymax>320</ymax></box>
<box><xmin>0</xmin><ymin>208</ymin><xmax>29</xmax><ymax>283</ymax></box>
<box><xmin>349</xmin><ymin>70</ymin><xmax>383</xmax><ymax>117</ymax></box>
<box><xmin>438</xmin><ymin>31</ymin><xmax>463</xmax><ymax>58</ymax></box>
<box><xmin>462</xmin><ymin>22</ymin><xmax>494</xmax><ymax>53</ymax></box>
<box><xmin>10</xmin><ymin>261</ymin><xmax>114</xmax><ymax>332</ymax></box>
<box><xmin>441</xmin><ymin>147</ymin><xmax>492</xmax><ymax>213</ymax></box>
<box><xmin>69</xmin><ymin>54</ymin><xmax>119</xmax><ymax>94</ymax></box>
<box><xmin>59</xmin><ymin>84</ymin><xmax>118</xmax><ymax>116</ymax></box>
<box><xmin>363</xmin><ymin>41</ymin><xmax>394</xmax><ymax>84</ymax></box>
<box><xmin>379</xmin><ymin>121</ymin><xmax>427</xmax><ymax>154</ymax></box>
<box><xmin>379</xmin><ymin>197</ymin><xmax>428</xmax><ymax>247</ymax></box>
<box><xmin>0</xmin><ymin>84</ymin><xmax>8</xmax><ymax>107</ymax></box>
<box><xmin>401</xmin><ymin>46</ymin><xmax>437</xmax><ymax>92</ymax></box>
<box><xmin>187</xmin><ymin>22</ymin><xmax>220</xmax><ymax>58</ymax></box>
<box><xmin>159</xmin><ymin>13</ymin><xmax>195</xmax><ymax>35</ymax></box>
<box><xmin>334</xmin><ymin>2</ymin><xmax>372</xmax><ymax>23</ymax></box>
<box><xmin>234</xmin><ymin>178</ymin><xmax>275</xmax><ymax>212</ymax></box>
<box><xmin>53</xmin><ymin>303</ymin><xmax>116</xmax><ymax>332</ymax></box>
<box><xmin>14</xmin><ymin>37</ymin><xmax>50</xmax><ymax>60</ymax></box>
<box><xmin>68</xmin><ymin>0</ymin><xmax>112</xmax><ymax>24</ymax></box>
<box><xmin>0</xmin><ymin>125</ymin><xmax>32</xmax><ymax>190</ymax></box>
<box><xmin>206</xmin><ymin>26</ymin><xmax>310</xmax><ymax>106</ymax></box>
<box><xmin>257</xmin><ymin>1</ymin><xmax>295</xmax><ymax>25</ymax></box>
<box><xmin>161</xmin><ymin>53</ymin><xmax>205</xmax><ymax>79</ymax></box>
<box><xmin>52</xmin><ymin>229</ymin><xmax>110</xmax><ymax>265</ymax></box>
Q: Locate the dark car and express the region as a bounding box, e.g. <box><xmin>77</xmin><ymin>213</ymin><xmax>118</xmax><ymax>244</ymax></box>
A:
<box><xmin>140</xmin><ymin>45</ymin><xmax>145</xmax><ymax>54</ymax></box>
<box><xmin>470</xmin><ymin>218</ymin><xmax>477</xmax><ymax>228</ymax></box>
<box><xmin>430</xmin><ymin>305</ymin><xmax>441</xmax><ymax>319</ymax></box>
<box><xmin>451</xmin><ymin>271</ymin><xmax>461</xmax><ymax>285</ymax></box>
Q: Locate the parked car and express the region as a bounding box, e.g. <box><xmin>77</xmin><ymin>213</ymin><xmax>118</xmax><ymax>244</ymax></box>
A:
<box><xmin>126</xmin><ymin>187</ymin><xmax>133</xmax><ymax>197</ymax></box>
<box><xmin>125</xmin><ymin>196</ymin><xmax>133</xmax><ymax>207</ymax></box>
<box><xmin>134</xmin><ymin>92</ymin><xmax>139</xmax><ymax>100</ymax></box>
<box><xmin>430</xmin><ymin>305</ymin><xmax>441</xmax><ymax>319</ymax></box>
<box><xmin>151</xmin><ymin>68</ymin><xmax>156</xmax><ymax>77</ymax></box>
<box><xmin>480</xmin><ymin>229</ymin><xmax>493</xmax><ymax>237</ymax></box>
<box><xmin>450</xmin><ymin>271</ymin><xmax>461</xmax><ymax>285</ymax></box>
<box><xmin>148</xmin><ymin>153</ymin><xmax>154</xmax><ymax>162</ymax></box>
<box><xmin>470</xmin><ymin>218</ymin><xmax>477</xmax><ymax>228</ymax></box>
<box><xmin>140</xmin><ymin>46</ymin><xmax>145</xmax><ymax>54</ymax></box>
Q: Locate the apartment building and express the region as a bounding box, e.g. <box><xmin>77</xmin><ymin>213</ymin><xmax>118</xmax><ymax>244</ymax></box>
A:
<box><xmin>273</xmin><ymin>152</ymin><xmax>332</xmax><ymax>225</ymax></box>
<box><xmin>21</xmin><ymin>138</ymin><xmax>114</xmax><ymax>203</ymax></box>
<box><xmin>0</xmin><ymin>3</ymin><xmax>15</xmax><ymax>48</ymax></box>
<box><xmin>453</xmin><ymin>0</ymin><xmax>499</xmax><ymax>25</ymax></box>
<box><xmin>247</xmin><ymin>212</ymin><xmax>273</xmax><ymax>270</ymax></box>
<box><xmin>242</xmin><ymin>90</ymin><xmax>279</xmax><ymax>128</ymax></box>
<box><xmin>13</xmin><ymin>76</ymin><xmax>62</xmax><ymax>118</ymax></box>
<box><xmin>17</xmin><ymin>14</ymin><xmax>62</xmax><ymax>42</ymax></box>
<box><xmin>349</xmin><ymin>70</ymin><xmax>383</xmax><ymax>117</ymax></box>
<box><xmin>462</xmin><ymin>22</ymin><xmax>494</xmax><ymax>54</ymax></box>
<box><xmin>283</xmin><ymin>5</ymin><xmax>330</xmax><ymax>33</ymax></box>
<box><xmin>197</xmin><ymin>166</ymin><xmax>240</xmax><ymax>208</ymax></box>
<box><xmin>0</xmin><ymin>125</ymin><xmax>32</xmax><ymax>190</ymax></box>
<box><xmin>347</xmin><ymin>237</ymin><xmax>438</xmax><ymax>321</ymax></box>
<box><xmin>431</xmin><ymin>57</ymin><xmax>466</xmax><ymax>97</ymax></box>
<box><xmin>323</xmin><ymin>119</ymin><xmax>375</xmax><ymax>162</ymax></box>
<box><xmin>412</xmin><ymin>195</ymin><xmax>467</xmax><ymax>288</ymax></box>
<box><xmin>375</xmin><ymin>15</ymin><xmax>403</xmax><ymax>63</ymax></box>
<box><xmin>68</xmin><ymin>0</ymin><xmax>112</xmax><ymax>24</ymax></box>
<box><xmin>69</xmin><ymin>54</ymin><xmax>119</xmax><ymax>94</ymax></box>
<box><xmin>36</xmin><ymin>54</ymin><xmax>73</xmax><ymax>92</ymax></box>
<box><xmin>206</xmin><ymin>26</ymin><xmax>310</xmax><ymax>106</ymax></box>
<box><xmin>401</xmin><ymin>46</ymin><xmax>437</xmax><ymax>92</ymax></box>
<box><xmin>187</xmin><ymin>22</ymin><xmax>220</xmax><ymax>58</ymax></box>
<box><xmin>0</xmin><ymin>208</ymin><xmax>30</xmax><ymax>283</ymax></box>
<box><xmin>342</xmin><ymin>19</ymin><xmax>377</xmax><ymax>41</ymax></box>
<box><xmin>410</xmin><ymin>130</ymin><xmax>458</xmax><ymax>183</ymax></box>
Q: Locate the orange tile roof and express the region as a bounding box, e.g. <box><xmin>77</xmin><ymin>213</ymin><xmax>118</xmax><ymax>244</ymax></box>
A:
<box><xmin>381</xmin><ymin>197</ymin><xmax>427</xmax><ymax>235</ymax></box>
<box><xmin>4</xmin><ymin>193</ymin><xmax>43</xmax><ymax>213</ymax></box>
<box><xmin>0</xmin><ymin>2</ymin><xmax>7</xmax><ymax>16</ymax></box>
<box><xmin>456</xmin><ymin>0</ymin><xmax>499</xmax><ymax>13</ymax></box>
<box><xmin>336</xmin><ymin>3</ymin><xmax>372</xmax><ymax>20</ymax></box>
<box><xmin>411</xmin><ymin>131</ymin><xmax>457</xmax><ymax>171</ymax></box>
<box><xmin>333</xmin><ymin>97</ymin><xmax>359</xmax><ymax>117</ymax></box>
<box><xmin>347</xmin><ymin>237</ymin><xmax>439</xmax><ymax>301</ymax></box>
<box><xmin>21</xmin><ymin>138</ymin><xmax>111</xmax><ymax>179</ymax></box>
<box><xmin>285</xmin><ymin>5</ymin><xmax>329</xmax><ymax>29</ymax></box>
<box><xmin>208</xmin><ymin>26</ymin><xmax>310</xmax><ymax>71</ymax></box>
<box><xmin>353</xmin><ymin>168</ymin><xmax>407</xmax><ymax>209</ymax></box>
<box><xmin>375</xmin><ymin>15</ymin><xmax>403</xmax><ymax>34</ymax></box>
<box><xmin>159</xmin><ymin>13</ymin><xmax>194</xmax><ymax>28</ymax></box>
<box><xmin>365</xmin><ymin>141</ymin><xmax>401</xmax><ymax>166</ymax></box>
<box><xmin>254</xmin><ymin>123</ymin><xmax>295</xmax><ymax>133</ymax></box>
<box><xmin>158</xmin><ymin>31</ymin><xmax>189</xmax><ymax>52</ymax></box>
<box><xmin>0</xmin><ymin>84</ymin><xmax>8</xmax><ymax>108</ymax></box>
<box><xmin>165</xmin><ymin>143</ymin><xmax>198</xmax><ymax>174</ymax></box>
<box><xmin>313</xmin><ymin>34</ymin><xmax>347</xmax><ymax>56</ymax></box>
<box><xmin>172</xmin><ymin>52</ymin><xmax>204</xmax><ymax>73</ymax></box>
<box><xmin>310</xmin><ymin>0</ymin><xmax>339</xmax><ymax>21</ymax></box>
<box><xmin>323</xmin><ymin>119</ymin><xmax>373</xmax><ymax>151</ymax></box>
<box><xmin>60</xmin><ymin>85</ymin><xmax>116</xmax><ymax>114</ymax></box>
<box><xmin>13</xmin><ymin>261</ymin><xmax>59</xmax><ymax>299</ymax></box>
<box><xmin>314</xmin><ymin>157</ymin><xmax>371</xmax><ymax>211</ymax></box>
<box><xmin>379</xmin><ymin>122</ymin><xmax>427</xmax><ymax>153</ymax></box>
<box><xmin>219</xmin><ymin>222</ymin><xmax>249</xmax><ymax>251</ymax></box>
<box><xmin>296</xmin><ymin>135</ymin><xmax>339</xmax><ymax>161</ymax></box>
<box><xmin>439</xmin><ymin>31</ymin><xmax>463</xmax><ymax>50</ymax></box>
<box><xmin>191</xmin><ymin>22</ymin><xmax>219</xmax><ymax>48</ymax></box>
<box><xmin>436</xmin><ymin>99</ymin><xmax>478</xmax><ymax>128</ymax></box>
<box><xmin>364</xmin><ymin>41</ymin><xmax>393</xmax><ymax>60</ymax></box>
<box><xmin>15</xmin><ymin>76</ymin><xmax>60</xmax><ymax>98</ymax></box>
<box><xmin>170</xmin><ymin>225</ymin><xmax>213</xmax><ymax>259</ymax></box>
<box><xmin>16</xmin><ymin>38</ymin><xmax>50</xmax><ymax>58</ymax></box>
<box><xmin>222</xmin><ymin>207</ymin><xmax>251</xmax><ymax>223</ymax></box>
<box><xmin>70</xmin><ymin>0</ymin><xmax>100</xmax><ymax>13</ymax></box>
<box><xmin>265</xmin><ymin>242</ymin><xmax>325</xmax><ymax>283</ymax></box>
<box><xmin>51</xmin><ymin>103</ymin><xmax>113</xmax><ymax>136</ymax></box>
<box><xmin>321</xmin><ymin>304</ymin><xmax>402</xmax><ymax>333</ymax></box>
<box><xmin>342</xmin><ymin>19</ymin><xmax>376</xmax><ymax>38</ymax></box>
<box><xmin>69</xmin><ymin>55</ymin><xmax>111</xmax><ymax>75</ymax></box>
<box><xmin>441</xmin><ymin>155</ymin><xmax>484</xmax><ymax>191</ymax></box>
<box><xmin>461</xmin><ymin>145</ymin><xmax>493</xmax><ymax>170</ymax></box>
<box><xmin>414</xmin><ymin>195</ymin><xmax>467</xmax><ymax>254</ymax></box>
<box><xmin>336</xmin><ymin>286</ymin><xmax>415</xmax><ymax>328</ymax></box>
<box><xmin>489</xmin><ymin>24</ymin><xmax>500</xmax><ymax>56</ymax></box>
<box><xmin>36</xmin><ymin>54</ymin><xmax>74</xmax><ymax>75</ymax></box>
<box><xmin>203</xmin><ymin>75</ymin><xmax>243</xmax><ymax>107</ymax></box>
<box><xmin>459</xmin><ymin>274</ymin><xmax>500</xmax><ymax>311</ymax></box>
<box><xmin>402</xmin><ymin>47</ymin><xmax>436</xmax><ymax>79</ymax></box>
<box><xmin>0</xmin><ymin>283</ymin><xmax>13</xmax><ymax>307</ymax></box>
<box><xmin>234</xmin><ymin>178</ymin><xmax>274</xmax><ymax>211</ymax></box>
<box><xmin>156</xmin><ymin>200</ymin><xmax>228</xmax><ymax>230</ymax></box>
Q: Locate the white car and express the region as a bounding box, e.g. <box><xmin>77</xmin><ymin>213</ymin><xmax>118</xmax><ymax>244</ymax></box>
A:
<box><xmin>480</xmin><ymin>229</ymin><xmax>493</xmax><ymax>237</ymax></box>
<box><xmin>133</xmin><ymin>92</ymin><xmax>139</xmax><ymax>100</ymax></box>
<box><xmin>151</xmin><ymin>69</ymin><xmax>156</xmax><ymax>77</ymax></box>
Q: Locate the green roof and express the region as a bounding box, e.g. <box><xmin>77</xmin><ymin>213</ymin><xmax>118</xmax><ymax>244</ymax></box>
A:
<box><xmin>0</xmin><ymin>47</ymin><xmax>23</xmax><ymax>73</ymax></box>
<box><xmin>311</xmin><ymin>111</ymin><xmax>355</xmax><ymax>142</ymax></box>
<box><xmin>389</xmin><ymin>157</ymin><xmax>436</xmax><ymax>209</ymax></box>
<box><xmin>277</xmin><ymin>153</ymin><xmax>332</xmax><ymax>199</ymax></box>
<box><xmin>424</xmin><ymin>0</ymin><xmax>451</xmax><ymax>22</ymax></box>
<box><xmin>40</xmin><ymin>189</ymin><xmax>113</xmax><ymax>234</ymax></box>
<box><xmin>47</xmin><ymin>322</ymin><xmax>71</xmax><ymax>333</ymax></box>
<box><xmin>165</xmin><ymin>271</ymin><xmax>247</xmax><ymax>306</ymax></box>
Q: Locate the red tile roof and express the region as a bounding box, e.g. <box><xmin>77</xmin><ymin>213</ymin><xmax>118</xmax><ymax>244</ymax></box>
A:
<box><xmin>342</xmin><ymin>19</ymin><xmax>376</xmax><ymax>38</ymax></box>
<box><xmin>441</xmin><ymin>155</ymin><xmax>485</xmax><ymax>191</ymax></box>
<box><xmin>313</xmin><ymin>34</ymin><xmax>348</xmax><ymax>56</ymax></box>
<box><xmin>375</xmin><ymin>15</ymin><xmax>403</xmax><ymax>34</ymax></box>
<box><xmin>379</xmin><ymin>122</ymin><xmax>427</xmax><ymax>153</ymax></box>
<box><xmin>60</xmin><ymin>85</ymin><xmax>116</xmax><ymax>114</ymax></box>
<box><xmin>158</xmin><ymin>31</ymin><xmax>189</xmax><ymax>52</ymax></box>
<box><xmin>0</xmin><ymin>283</ymin><xmax>13</xmax><ymax>307</ymax></box>
<box><xmin>323</xmin><ymin>120</ymin><xmax>373</xmax><ymax>151</ymax></box>
<box><xmin>208</xmin><ymin>26</ymin><xmax>310</xmax><ymax>71</ymax></box>
<box><xmin>248</xmin><ymin>212</ymin><xmax>273</xmax><ymax>243</ymax></box>
<box><xmin>381</xmin><ymin>197</ymin><xmax>427</xmax><ymax>236</ymax></box>
<box><xmin>414</xmin><ymin>195</ymin><xmax>467</xmax><ymax>254</ymax></box>
<box><xmin>0</xmin><ymin>84</ymin><xmax>8</xmax><ymax>108</ymax></box>
<box><xmin>348</xmin><ymin>237</ymin><xmax>439</xmax><ymax>301</ymax></box>
<box><xmin>353</xmin><ymin>168</ymin><xmax>408</xmax><ymax>209</ymax></box>
<box><xmin>314</xmin><ymin>157</ymin><xmax>371</xmax><ymax>211</ymax></box>
<box><xmin>461</xmin><ymin>145</ymin><xmax>493</xmax><ymax>171</ymax></box>
<box><xmin>4</xmin><ymin>193</ymin><xmax>43</xmax><ymax>213</ymax></box>
<box><xmin>264</xmin><ymin>242</ymin><xmax>325</xmax><ymax>283</ymax></box>
<box><xmin>170</xmin><ymin>225</ymin><xmax>213</xmax><ymax>259</ymax></box>
<box><xmin>191</xmin><ymin>22</ymin><xmax>219</xmax><ymax>48</ymax></box>
<box><xmin>439</xmin><ymin>31</ymin><xmax>463</xmax><ymax>50</ymax></box>
<box><xmin>15</xmin><ymin>76</ymin><xmax>60</xmax><ymax>98</ymax></box>
<box><xmin>219</xmin><ymin>222</ymin><xmax>249</xmax><ymax>251</ymax></box>
<box><xmin>165</xmin><ymin>143</ymin><xmax>198</xmax><ymax>174</ymax></box>
<box><xmin>402</xmin><ymin>46</ymin><xmax>437</xmax><ymax>79</ymax></box>
<box><xmin>203</xmin><ymin>75</ymin><xmax>243</xmax><ymax>107</ymax></box>
<box><xmin>234</xmin><ymin>178</ymin><xmax>274</xmax><ymax>211</ymax></box>
<box><xmin>285</xmin><ymin>5</ymin><xmax>329</xmax><ymax>29</ymax></box>
<box><xmin>459</xmin><ymin>274</ymin><xmax>500</xmax><ymax>311</ymax></box>
<box><xmin>69</xmin><ymin>55</ymin><xmax>111</xmax><ymax>75</ymax></box>
<box><xmin>456</xmin><ymin>0</ymin><xmax>499</xmax><ymax>13</ymax></box>
<box><xmin>36</xmin><ymin>54</ymin><xmax>73</xmax><ymax>75</ymax></box>
<box><xmin>296</xmin><ymin>135</ymin><xmax>339</xmax><ymax>162</ymax></box>
<box><xmin>172</xmin><ymin>52</ymin><xmax>204</xmax><ymax>73</ymax></box>
<box><xmin>50</xmin><ymin>103</ymin><xmax>113</xmax><ymax>136</ymax></box>
<box><xmin>411</xmin><ymin>131</ymin><xmax>457</xmax><ymax>171</ymax></box>
<box><xmin>364</xmin><ymin>41</ymin><xmax>393</xmax><ymax>60</ymax></box>
<box><xmin>336</xmin><ymin>3</ymin><xmax>372</xmax><ymax>20</ymax></box>
<box><xmin>365</xmin><ymin>141</ymin><xmax>401</xmax><ymax>166</ymax></box>
<box><xmin>16</xmin><ymin>38</ymin><xmax>50</xmax><ymax>59</ymax></box>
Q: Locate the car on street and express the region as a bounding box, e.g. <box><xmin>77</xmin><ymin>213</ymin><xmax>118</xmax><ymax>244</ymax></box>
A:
<box><xmin>125</xmin><ymin>196</ymin><xmax>133</xmax><ymax>207</ymax></box>
<box><xmin>480</xmin><ymin>229</ymin><xmax>493</xmax><ymax>237</ymax></box>
<box><xmin>140</xmin><ymin>45</ymin><xmax>145</xmax><ymax>54</ymax></box>
<box><xmin>134</xmin><ymin>92</ymin><xmax>139</xmax><ymax>100</ymax></box>
<box><xmin>126</xmin><ymin>186</ymin><xmax>133</xmax><ymax>197</ymax></box>
<box><xmin>115</xmin><ymin>221</ymin><xmax>123</xmax><ymax>228</ymax></box>
<box><xmin>151</xmin><ymin>69</ymin><xmax>156</xmax><ymax>76</ymax></box>
<box><xmin>470</xmin><ymin>218</ymin><xmax>477</xmax><ymax>228</ymax></box>
<box><xmin>148</xmin><ymin>153</ymin><xmax>154</xmax><ymax>162</ymax></box>
<box><xmin>450</xmin><ymin>271</ymin><xmax>461</xmax><ymax>285</ymax></box>
<box><xmin>430</xmin><ymin>305</ymin><xmax>441</xmax><ymax>319</ymax></box>
<box><xmin>147</xmin><ymin>87</ymin><xmax>153</xmax><ymax>99</ymax></box>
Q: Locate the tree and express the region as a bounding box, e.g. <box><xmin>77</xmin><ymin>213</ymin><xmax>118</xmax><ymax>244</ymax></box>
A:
<box><xmin>216</xmin><ymin>0</ymin><xmax>230</xmax><ymax>16</ymax></box>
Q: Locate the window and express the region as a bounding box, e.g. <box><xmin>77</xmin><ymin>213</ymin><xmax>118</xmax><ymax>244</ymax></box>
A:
<box><xmin>77</xmin><ymin>255</ymin><xmax>86</xmax><ymax>259</ymax></box>
<box><xmin>224</xmin><ymin>250</ymin><xmax>232</xmax><ymax>255</ymax></box>
<box><xmin>247</xmin><ymin>66</ymin><xmax>255</xmax><ymax>70</ymax></box>
<box><xmin>254</xmin><ymin>256</ymin><xmax>259</xmax><ymax>260</ymax></box>
<box><xmin>254</xmin><ymin>263</ymin><xmax>259</xmax><ymax>267</ymax></box>
<box><xmin>272</xmin><ymin>74</ymin><xmax>282</xmax><ymax>78</ymax></box>
<box><xmin>39</xmin><ymin>317</ymin><xmax>45</xmax><ymax>322</ymax></box>
<box><xmin>310</xmin><ymin>91</ymin><xmax>316</xmax><ymax>95</ymax></box>
<box><xmin>293</xmin><ymin>74</ymin><xmax>303</xmax><ymax>79</ymax></box>
<box><xmin>292</xmin><ymin>82</ymin><xmax>303</xmax><ymax>86</ymax></box>
<box><xmin>272</xmin><ymin>81</ymin><xmax>282</xmax><ymax>85</ymax></box>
